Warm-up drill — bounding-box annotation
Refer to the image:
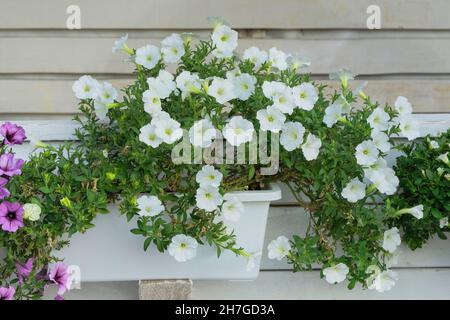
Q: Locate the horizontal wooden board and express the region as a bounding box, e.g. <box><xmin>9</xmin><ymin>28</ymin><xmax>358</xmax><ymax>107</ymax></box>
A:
<box><xmin>1</xmin><ymin>37</ymin><xmax>450</xmax><ymax>75</ymax></box>
<box><xmin>2</xmin><ymin>79</ymin><xmax>450</xmax><ymax>114</ymax></box>
<box><xmin>2</xmin><ymin>0</ymin><xmax>450</xmax><ymax>30</ymax></box>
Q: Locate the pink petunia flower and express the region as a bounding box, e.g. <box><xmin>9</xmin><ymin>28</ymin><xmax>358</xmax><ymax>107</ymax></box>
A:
<box><xmin>0</xmin><ymin>286</ymin><xmax>15</xmax><ymax>300</ymax></box>
<box><xmin>0</xmin><ymin>201</ymin><xmax>24</xmax><ymax>233</ymax></box>
<box><xmin>0</xmin><ymin>154</ymin><xmax>24</xmax><ymax>178</ymax></box>
<box><xmin>0</xmin><ymin>122</ymin><xmax>26</xmax><ymax>146</ymax></box>
<box><xmin>15</xmin><ymin>258</ymin><xmax>34</xmax><ymax>285</ymax></box>
<box><xmin>48</xmin><ymin>262</ymin><xmax>71</xmax><ymax>295</ymax></box>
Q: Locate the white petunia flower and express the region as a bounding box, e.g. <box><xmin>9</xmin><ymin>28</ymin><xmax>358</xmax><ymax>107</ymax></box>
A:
<box><xmin>221</xmin><ymin>195</ymin><xmax>244</xmax><ymax>222</ymax></box>
<box><xmin>329</xmin><ymin>69</ymin><xmax>356</xmax><ymax>88</ymax></box>
<box><xmin>212</xmin><ymin>47</ymin><xmax>235</xmax><ymax>59</ymax></box>
<box><xmin>137</xmin><ymin>195</ymin><xmax>164</xmax><ymax>217</ymax></box>
<box><xmin>291</xmin><ymin>83</ymin><xmax>318</xmax><ymax>111</ymax></box>
<box><xmin>196</xmin><ymin>165</ymin><xmax>223</xmax><ymax>188</ymax></box>
<box><xmin>382</xmin><ymin>227</ymin><xmax>401</xmax><ymax>253</ymax></box>
<box><xmin>139</xmin><ymin>124</ymin><xmax>162</xmax><ymax>148</ymax></box>
<box><xmin>384</xmin><ymin>252</ymin><xmax>399</xmax><ymax>268</ymax></box>
<box><xmin>223</xmin><ymin>116</ymin><xmax>255</xmax><ymax>146</ymax></box>
<box><xmin>168</xmin><ymin>234</ymin><xmax>198</xmax><ymax>262</ymax></box>
<box><xmin>147</xmin><ymin>70</ymin><xmax>176</xmax><ymax>99</ymax></box>
<box><xmin>135</xmin><ymin>44</ymin><xmax>161</xmax><ymax>70</ymax></box>
<box><xmin>150</xmin><ymin>111</ymin><xmax>171</xmax><ymax>125</ymax></box>
<box><xmin>176</xmin><ymin>71</ymin><xmax>201</xmax><ymax>96</ymax></box>
<box><xmin>323</xmin><ymin>102</ymin><xmax>343</xmax><ymax>128</ymax></box>
<box><xmin>112</xmin><ymin>34</ymin><xmax>129</xmax><ymax>53</ymax></box>
<box><xmin>394</xmin><ymin>96</ymin><xmax>413</xmax><ymax>115</ymax></box>
<box><xmin>363</xmin><ymin>157</ymin><xmax>388</xmax><ymax>180</ymax></box>
<box><xmin>94</xmin><ymin>100</ymin><xmax>108</xmax><ymax>121</ymax></box>
<box><xmin>355</xmin><ymin>140</ymin><xmax>379</xmax><ymax>166</ymax></box>
<box><xmin>440</xmin><ymin>217</ymin><xmax>449</xmax><ymax>228</ymax></box>
<box><xmin>196</xmin><ymin>185</ymin><xmax>223</xmax><ymax>212</ymax></box>
<box><xmin>225</xmin><ymin>68</ymin><xmax>241</xmax><ymax>81</ymax></box>
<box><xmin>72</xmin><ymin>75</ymin><xmax>100</xmax><ymax>100</ymax></box>
<box><xmin>397</xmin><ymin>115</ymin><xmax>420</xmax><ymax>141</ymax></box>
<box><xmin>438</xmin><ymin>152</ymin><xmax>449</xmax><ymax>165</ymax></box>
<box><xmin>208</xmin><ymin>16</ymin><xmax>230</xmax><ymax>29</ymax></box>
<box><xmin>406</xmin><ymin>205</ymin><xmax>424</xmax><ymax>219</ymax></box>
<box><xmin>323</xmin><ymin>263</ymin><xmax>349</xmax><ymax>284</ymax></box>
<box><xmin>272</xmin><ymin>88</ymin><xmax>295</xmax><ymax>114</ymax></box>
<box><xmin>142</xmin><ymin>90</ymin><xmax>162</xmax><ymax>115</ymax></box>
<box><xmin>268</xmin><ymin>47</ymin><xmax>288</xmax><ymax>71</ymax></box>
<box><xmin>256</xmin><ymin>105</ymin><xmax>286</xmax><ymax>133</ymax></box>
<box><xmin>267</xmin><ymin>236</ymin><xmax>291</xmax><ymax>261</ymax></box>
<box><xmin>352</xmin><ymin>81</ymin><xmax>368</xmax><ymax>99</ymax></box>
<box><xmin>243</xmin><ymin>47</ymin><xmax>268</xmax><ymax>68</ymax></box>
<box><xmin>287</xmin><ymin>54</ymin><xmax>311</xmax><ymax>70</ymax></box>
<box><xmin>429</xmin><ymin>140</ymin><xmax>439</xmax><ymax>149</ymax></box>
<box><xmin>23</xmin><ymin>203</ymin><xmax>41</xmax><ymax>222</ymax></box>
<box><xmin>208</xmin><ymin>77</ymin><xmax>236</xmax><ymax>104</ymax></box>
<box><xmin>154</xmin><ymin>117</ymin><xmax>183</xmax><ymax>144</ymax></box>
<box><xmin>396</xmin><ymin>205</ymin><xmax>425</xmax><ymax>219</ymax></box>
<box><xmin>98</xmin><ymin>82</ymin><xmax>118</xmax><ymax>104</ymax></box>
<box><xmin>369</xmin><ymin>269</ymin><xmax>398</xmax><ymax>293</ymax></box>
<box><xmin>367</xmin><ymin>108</ymin><xmax>390</xmax><ymax>132</ymax></box>
<box><xmin>261</xmin><ymin>81</ymin><xmax>286</xmax><ymax>100</ymax></box>
<box><xmin>341</xmin><ymin>178</ymin><xmax>366</xmax><ymax>203</ymax></box>
<box><xmin>301</xmin><ymin>133</ymin><xmax>322</xmax><ymax>161</ymax></box>
<box><xmin>367</xmin><ymin>167</ymin><xmax>399</xmax><ymax>195</ymax></box>
<box><xmin>280</xmin><ymin>122</ymin><xmax>305</xmax><ymax>152</ymax></box>
<box><xmin>371</xmin><ymin>131</ymin><xmax>392</xmax><ymax>153</ymax></box>
<box><xmin>211</xmin><ymin>25</ymin><xmax>238</xmax><ymax>54</ymax></box>
<box><xmin>233</xmin><ymin>73</ymin><xmax>256</xmax><ymax>101</ymax></box>
<box><xmin>189</xmin><ymin>119</ymin><xmax>217</xmax><ymax>148</ymax></box>
<box><xmin>245</xmin><ymin>251</ymin><xmax>262</xmax><ymax>271</ymax></box>
<box><xmin>337</xmin><ymin>96</ymin><xmax>352</xmax><ymax>114</ymax></box>
<box><xmin>161</xmin><ymin>33</ymin><xmax>185</xmax><ymax>64</ymax></box>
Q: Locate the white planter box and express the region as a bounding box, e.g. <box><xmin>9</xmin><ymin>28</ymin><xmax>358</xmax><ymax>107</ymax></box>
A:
<box><xmin>57</xmin><ymin>183</ymin><xmax>282</xmax><ymax>282</ymax></box>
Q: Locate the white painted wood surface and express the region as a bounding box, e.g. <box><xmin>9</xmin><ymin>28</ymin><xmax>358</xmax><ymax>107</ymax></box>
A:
<box><xmin>2</xmin><ymin>78</ymin><xmax>450</xmax><ymax>114</ymax></box>
<box><xmin>2</xmin><ymin>0</ymin><xmax>450</xmax><ymax>30</ymax></box>
<box><xmin>2</xmin><ymin>36</ymin><xmax>450</xmax><ymax>75</ymax></box>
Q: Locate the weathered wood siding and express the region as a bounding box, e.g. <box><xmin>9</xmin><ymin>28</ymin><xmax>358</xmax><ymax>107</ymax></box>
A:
<box><xmin>1</xmin><ymin>0</ymin><xmax>449</xmax><ymax>298</ymax></box>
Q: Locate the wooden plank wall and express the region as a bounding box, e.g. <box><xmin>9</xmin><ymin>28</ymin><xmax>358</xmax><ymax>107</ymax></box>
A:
<box><xmin>1</xmin><ymin>0</ymin><xmax>449</xmax><ymax>298</ymax></box>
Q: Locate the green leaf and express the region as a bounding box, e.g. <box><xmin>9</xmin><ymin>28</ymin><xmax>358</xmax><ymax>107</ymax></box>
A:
<box><xmin>39</xmin><ymin>186</ymin><xmax>51</xmax><ymax>194</ymax></box>
<box><xmin>248</xmin><ymin>165</ymin><xmax>256</xmax><ymax>180</ymax></box>
<box><xmin>87</xmin><ymin>190</ymin><xmax>97</xmax><ymax>202</ymax></box>
<box><xmin>431</xmin><ymin>208</ymin><xmax>442</xmax><ymax>219</ymax></box>
<box><xmin>144</xmin><ymin>237</ymin><xmax>152</xmax><ymax>251</ymax></box>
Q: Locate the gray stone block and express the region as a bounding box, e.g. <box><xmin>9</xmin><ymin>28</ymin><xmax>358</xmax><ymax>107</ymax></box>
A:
<box><xmin>139</xmin><ymin>279</ymin><xmax>193</xmax><ymax>300</ymax></box>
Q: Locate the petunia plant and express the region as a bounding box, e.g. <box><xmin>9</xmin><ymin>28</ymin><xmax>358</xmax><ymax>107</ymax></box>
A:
<box><xmin>389</xmin><ymin>128</ymin><xmax>450</xmax><ymax>250</ymax></box>
<box><xmin>0</xmin><ymin>126</ymin><xmax>109</xmax><ymax>300</ymax></box>
<box><xmin>73</xmin><ymin>18</ymin><xmax>429</xmax><ymax>292</ymax></box>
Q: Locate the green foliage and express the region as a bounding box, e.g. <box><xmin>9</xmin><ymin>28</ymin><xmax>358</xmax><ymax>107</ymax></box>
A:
<box><xmin>390</xmin><ymin>129</ymin><xmax>450</xmax><ymax>249</ymax></box>
<box><xmin>0</xmin><ymin>144</ymin><xmax>108</xmax><ymax>299</ymax></box>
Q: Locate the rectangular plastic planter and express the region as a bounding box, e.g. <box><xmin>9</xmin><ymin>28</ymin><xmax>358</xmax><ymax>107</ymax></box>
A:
<box><xmin>57</xmin><ymin>183</ymin><xmax>281</xmax><ymax>282</ymax></box>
